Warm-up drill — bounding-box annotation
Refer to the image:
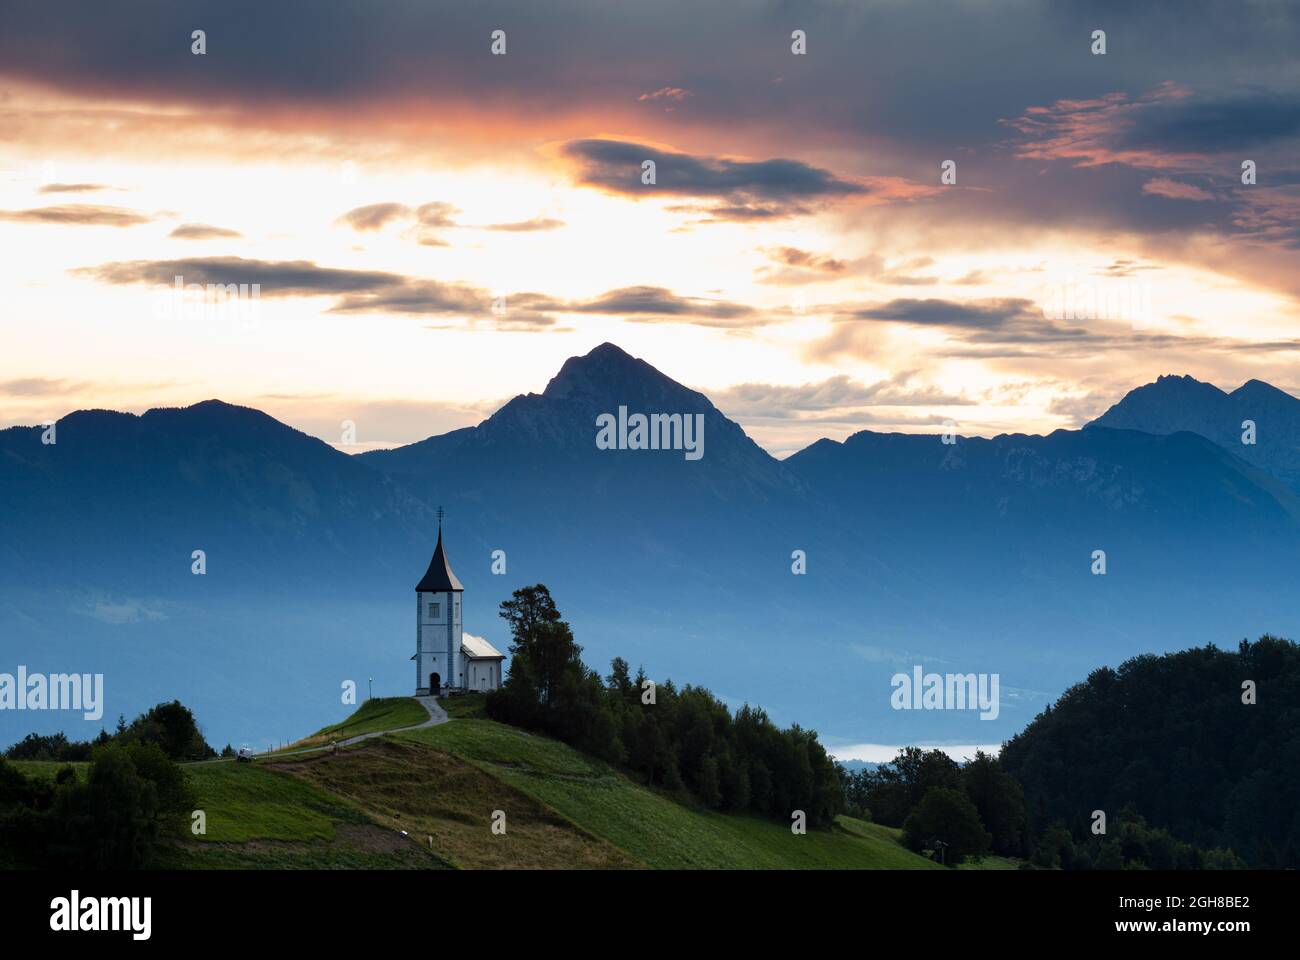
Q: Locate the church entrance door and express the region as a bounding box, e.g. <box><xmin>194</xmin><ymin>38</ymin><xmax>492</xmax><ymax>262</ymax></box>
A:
<box><xmin>430</xmin><ymin>672</ymin><xmax>441</xmax><ymax>696</ymax></box>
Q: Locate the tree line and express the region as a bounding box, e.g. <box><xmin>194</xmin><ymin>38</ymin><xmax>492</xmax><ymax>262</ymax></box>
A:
<box><xmin>5</xmin><ymin>699</ymin><xmax>218</xmax><ymax>763</ymax></box>
<box><xmin>0</xmin><ymin>700</ymin><xmax>212</xmax><ymax>868</ymax></box>
<box><xmin>1000</xmin><ymin>636</ymin><xmax>1297</xmax><ymax>868</ymax></box>
<box><xmin>486</xmin><ymin>584</ymin><xmax>843</xmax><ymax>827</ymax></box>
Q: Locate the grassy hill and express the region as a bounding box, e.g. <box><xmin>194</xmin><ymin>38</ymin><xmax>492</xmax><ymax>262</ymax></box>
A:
<box><xmin>156</xmin><ymin>696</ymin><xmax>1010</xmax><ymax>870</ymax></box>
<box><xmin>283</xmin><ymin>696</ymin><xmax>430</xmax><ymax>751</ymax></box>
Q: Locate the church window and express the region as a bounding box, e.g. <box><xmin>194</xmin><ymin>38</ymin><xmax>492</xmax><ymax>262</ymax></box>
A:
<box><xmin>429</xmin><ymin>602</ymin><xmax>440</xmax><ymax>618</ymax></box>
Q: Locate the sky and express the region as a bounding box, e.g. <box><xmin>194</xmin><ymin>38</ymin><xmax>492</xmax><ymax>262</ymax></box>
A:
<box><xmin>3</xmin><ymin>1</ymin><xmax>1299</xmax><ymax>457</ymax></box>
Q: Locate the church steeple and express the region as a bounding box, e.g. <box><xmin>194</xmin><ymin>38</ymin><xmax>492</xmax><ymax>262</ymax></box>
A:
<box><xmin>415</xmin><ymin>510</ymin><xmax>464</xmax><ymax>593</ymax></box>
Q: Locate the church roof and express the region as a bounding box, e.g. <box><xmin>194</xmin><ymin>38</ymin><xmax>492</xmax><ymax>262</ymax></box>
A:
<box><xmin>462</xmin><ymin>633</ymin><xmax>505</xmax><ymax>660</ymax></box>
<box><xmin>415</xmin><ymin>527</ymin><xmax>464</xmax><ymax>593</ymax></box>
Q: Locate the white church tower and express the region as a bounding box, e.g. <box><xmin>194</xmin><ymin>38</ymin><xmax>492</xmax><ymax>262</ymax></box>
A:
<box><xmin>413</xmin><ymin>511</ymin><xmax>505</xmax><ymax>696</ymax></box>
<box><xmin>414</xmin><ymin>510</ymin><xmax>464</xmax><ymax>696</ymax></box>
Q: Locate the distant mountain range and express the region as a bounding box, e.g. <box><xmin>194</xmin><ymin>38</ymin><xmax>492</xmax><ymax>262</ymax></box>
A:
<box><xmin>1089</xmin><ymin>373</ymin><xmax>1300</xmax><ymax>492</ymax></box>
<box><xmin>4</xmin><ymin>344</ymin><xmax>1300</xmax><ymax>751</ymax></box>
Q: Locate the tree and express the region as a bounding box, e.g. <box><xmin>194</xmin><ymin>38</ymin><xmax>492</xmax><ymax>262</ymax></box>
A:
<box><xmin>902</xmin><ymin>787</ymin><xmax>991</xmax><ymax>865</ymax></box>
<box><xmin>496</xmin><ymin>585</ymin><xmax>582</xmax><ymax>708</ymax></box>
<box><xmin>120</xmin><ymin>700</ymin><xmax>215</xmax><ymax>760</ymax></box>
<box><xmin>498</xmin><ymin>584</ymin><xmax>561</xmax><ymax>641</ymax></box>
<box><xmin>696</xmin><ymin>755</ymin><xmax>722</xmax><ymax>808</ymax></box>
<box><xmin>865</xmin><ymin>747</ymin><xmax>961</xmax><ymax>826</ymax></box>
<box><xmin>961</xmin><ymin>751</ymin><xmax>1028</xmax><ymax>856</ymax></box>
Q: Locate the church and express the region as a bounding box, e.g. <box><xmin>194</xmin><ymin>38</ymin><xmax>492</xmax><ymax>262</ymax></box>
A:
<box><xmin>412</xmin><ymin>521</ymin><xmax>505</xmax><ymax>696</ymax></box>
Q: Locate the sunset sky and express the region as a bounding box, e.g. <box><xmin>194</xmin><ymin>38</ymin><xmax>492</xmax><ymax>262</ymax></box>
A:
<box><xmin>3</xmin><ymin>1</ymin><xmax>1299</xmax><ymax>456</ymax></box>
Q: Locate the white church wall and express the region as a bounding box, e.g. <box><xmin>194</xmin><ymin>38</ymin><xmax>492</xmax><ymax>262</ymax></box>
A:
<box><xmin>465</xmin><ymin>659</ymin><xmax>503</xmax><ymax>692</ymax></box>
<box><xmin>417</xmin><ymin>589</ymin><xmax>462</xmax><ymax>691</ymax></box>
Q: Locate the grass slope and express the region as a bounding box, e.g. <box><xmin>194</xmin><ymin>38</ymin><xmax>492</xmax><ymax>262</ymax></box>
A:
<box><xmin>155</xmin><ymin>697</ymin><xmax>1013</xmax><ymax>870</ymax></box>
<box><xmin>285</xmin><ymin>696</ymin><xmax>430</xmax><ymax>751</ymax></box>
<box><xmin>9</xmin><ymin>760</ymin><xmax>88</xmax><ymax>781</ymax></box>
<box><xmin>269</xmin><ymin>737</ymin><xmax>639</xmax><ymax>869</ymax></box>
<box><xmin>399</xmin><ymin>717</ymin><xmax>945</xmax><ymax>870</ymax></box>
<box><xmin>160</xmin><ymin>755</ymin><xmax>444</xmax><ymax>869</ymax></box>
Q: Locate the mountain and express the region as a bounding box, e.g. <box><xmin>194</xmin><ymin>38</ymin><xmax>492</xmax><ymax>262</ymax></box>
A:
<box><xmin>0</xmin><ymin>401</ymin><xmax>440</xmax><ymax>755</ymax></box>
<box><xmin>4</xmin><ymin>347</ymin><xmax>1300</xmax><ymax>755</ymax></box>
<box><xmin>0</xmin><ymin>399</ymin><xmax>435</xmax><ymax>592</ymax></box>
<box><xmin>1089</xmin><ymin>373</ymin><xmax>1300</xmax><ymax>491</ymax></box>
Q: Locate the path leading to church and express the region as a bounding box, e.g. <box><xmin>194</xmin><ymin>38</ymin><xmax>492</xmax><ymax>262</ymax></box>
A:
<box><xmin>193</xmin><ymin>696</ymin><xmax>451</xmax><ymax>764</ymax></box>
<box><xmin>270</xmin><ymin>695</ymin><xmax>449</xmax><ymax>757</ymax></box>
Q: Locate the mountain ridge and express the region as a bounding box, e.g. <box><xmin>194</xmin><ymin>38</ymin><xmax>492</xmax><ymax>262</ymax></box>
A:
<box><xmin>5</xmin><ymin>349</ymin><xmax>1300</xmax><ymax>751</ymax></box>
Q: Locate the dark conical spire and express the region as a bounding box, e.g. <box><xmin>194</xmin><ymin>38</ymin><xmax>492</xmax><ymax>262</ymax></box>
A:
<box><xmin>415</xmin><ymin>523</ymin><xmax>464</xmax><ymax>593</ymax></box>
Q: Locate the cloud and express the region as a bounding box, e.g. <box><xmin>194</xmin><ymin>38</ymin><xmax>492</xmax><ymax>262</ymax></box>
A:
<box><xmin>757</xmin><ymin>250</ymin><xmax>942</xmax><ymax>287</ymax></box>
<box><xmin>38</xmin><ymin>183</ymin><xmax>110</xmax><ymax>193</ymax></box>
<box><xmin>638</xmin><ymin>86</ymin><xmax>691</xmax><ymax>103</ymax></box>
<box><xmin>0</xmin><ymin>204</ymin><xmax>152</xmax><ymax>226</ymax></box>
<box><xmin>1003</xmin><ymin>84</ymin><xmax>1204</xmax><ymax>170</ymax></box>
<box><xmin>73</xmin><ymin>256</ymin><xmax>403</xmax><ymax>296</ymax></box>
<box><xmin>835</xmin><ymin>297</ymin><xmax>1042</xmax><ymax>330</ymax></box>
<box><xmin>483</xmin><ymin>217</ymin><xmax>565</xmax><ymax>232</ymax></box>
<box><xmin>169</xmin><ymin>223</ymin><xmax>244</xmax><ymax>239</ymax></box>
<box><xmin>338</xmin><ymin>202</ymin><xmax>411</xmax><ymax>231</ymax></box>
<box><xmin>251</xmin><ymin>394</ymin><xmax>502</xmax><ymax>452</ymax></box>
<box><xmin>86</xmin><ymin>599</ymin><xmax>167</xmax><ymax>625</ymax></box>
<box><xmin>1117</xmin><ymin>89</ymin><xmax>1300</xmax><ymax>154</ymax></box>
<box><xmin>0</xmin><ymin>378</ymin><xmax>87</xmax><ymax>397</ymax></box>
<box><xmin>828</xmin><ymin>743</ymin><xmax>1003</xmax><ymax>764</ymax></box>
<box><xmin>763</xmin><ymin>247</ymin><xmax>848</xmax><ymax>274</ymax></box>
<box><xmin>559</xmin><ymin>138</ymin><xmax>869</xmax><ymax>218</ymax></box>
<box><xmin>74</xmin><ymin>254</ymin><xmax>513</xmax><ymax>323</ymax></box>
<box><xmin>335</xmin><ymin>201</ymin><xmax>466</xmax><ymax>244</ymax></box>
<box><xmin>712</xmin><ymin>373</ymin><xmax>972</xmax><ymax>420</ymax></box>
<box><xmin>569</xmin><ymin>285</ymin><xmax>760</xmax><ymax>328</ymax></box>
<box><xmin>329</xmin><ymin>280</ymin><xmax>492</xmax><ymax>318</ymax></box>
<box><xmin>70</xmin><ymin>255</ymin><xmax>775</xmax><ymax>330</ymax></box>
<box><xmin>414</xmin><ymin>202</ymin><xmax>459</xmax><ymax>228</ymax></box>
<box><xmin>1047</xmin><ymin>391</ymin><xmax>1119</xmax><ymax>426</ymax></box>
<box><xmin>1141</xmin><ymin>178</ymin><xmax>1214</xmax><ymax>202</ymax></box>
<box><xmin>808</xmin><ymin>296</ymin><xmax>1123</xmax><ymax>364</ymax></box>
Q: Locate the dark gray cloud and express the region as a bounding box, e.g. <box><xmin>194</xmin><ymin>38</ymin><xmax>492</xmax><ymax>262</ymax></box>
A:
<box><xmin>561</xmin><ymin>138</ymin><xmax>866</xmax><ymax>217</ymax></box>
<box><xmin>838</xmin><ymin>298</ymin><xmax>1041</xmax><ymax>330</ymax></box>
<box><xmin>813</xmin><ymin>294</ymin><xmax>1300</xmax><ymax>366</ymax></box>
<box><xmin>3</xmin><ymin>1</ymin><xmax>1292</xmax><ymax>151</ymax></box>
<box><xmin>3</xmin><ymin>2</ymin><xmax>1298</xmax><ymax>279</ymax></box>
<box><xmin>0</xmin><ymin>204</ymin><xmax>152</xmax><ymax>226</ymax></box>
<box><xmin>1118</xmin><ymin>90</ymin><xmax>1300</xmax><ymax>153</ymax></box>
<box><xmin>73</xmin><ymin>257</ymin><xmax>405</xmax><ymax>296</ymax></box>
<box><xmin>570</xmin><ymin>286</ymin><xmax>760</xmax><ymax>327</ymax></box>
<box><xmin>70</xmin><ymin>255</ymin><xmax>759</xmax><ymax>330</ymax></box>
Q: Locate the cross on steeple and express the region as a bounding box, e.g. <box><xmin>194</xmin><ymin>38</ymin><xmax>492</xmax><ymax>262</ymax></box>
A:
<box><xmin>436</xmin><ymin>506</ymin><xmax>445</xmax><ymax>528</ymax></box>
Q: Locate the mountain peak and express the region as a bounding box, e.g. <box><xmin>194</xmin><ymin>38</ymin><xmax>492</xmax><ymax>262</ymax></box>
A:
<box><xmin>541</xmin><ymin>342</ymin><xmax>709</xmax><ymax>411</ymax></box>
<box><xmin>1088</xmin><ymin>375</ymin><xmax>1227</xmax><ymax>431</ymax></box>
<box><xmin>1088</xmin><ymin>372</ymin><xmax>1300</xmax><ymax>491</ymax></box>
<box><xmin>1231</xmin><ymin>378</ymin><xmax>1291</xmax><ymax>401</ymax></box>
